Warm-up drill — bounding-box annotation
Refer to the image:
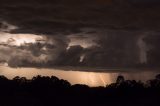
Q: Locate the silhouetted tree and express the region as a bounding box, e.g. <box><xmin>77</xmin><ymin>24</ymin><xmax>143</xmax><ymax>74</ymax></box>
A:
<box><xmin>0</xmin><ymin>74</ymin><xmax>158</xmax><ymax>106</ymax></box>
<box><xmin>156</xmin><ymin>74</ymin><xmax>160</xmax><ymax>80</ymax></box>
<box><xmin>116</xmin><ymin>75</ymin><xmax>125</xmax><ymax>84</ymax></box>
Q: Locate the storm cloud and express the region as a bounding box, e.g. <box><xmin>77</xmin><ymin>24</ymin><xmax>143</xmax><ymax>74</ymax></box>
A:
<box><xmin>0</xmin><ymin>0</ymin><xmax>160</xmax><ymax>69</ymax></box>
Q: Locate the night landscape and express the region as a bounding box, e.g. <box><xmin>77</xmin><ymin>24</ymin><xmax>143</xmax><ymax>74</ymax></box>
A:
<box><xmin>0</xmin><ymin>0</ymin><xmax>160</xmax><ymax>106</ymax></box>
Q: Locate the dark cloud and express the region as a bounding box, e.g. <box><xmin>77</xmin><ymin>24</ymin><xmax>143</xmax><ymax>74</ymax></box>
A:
<box><xmin>0</xmin><ymin>0</ymin><xmax>160</xmax><ymax>69</ymax></box>
<box><xmin>0</xmin><ymin>0</ymin><xmax>160</xmax><ymax>33</ymax></box>
<box><xmin>143</xmin><ymin>33</ymin><xmax>160</xmax><ymax>67</ymax></box>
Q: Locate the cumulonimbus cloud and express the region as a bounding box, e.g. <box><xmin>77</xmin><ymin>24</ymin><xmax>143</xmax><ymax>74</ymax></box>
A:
<box><xmin>0</xmin><ymin>0</ymin><xmax>160</xmax><ymax>69</ymax></box>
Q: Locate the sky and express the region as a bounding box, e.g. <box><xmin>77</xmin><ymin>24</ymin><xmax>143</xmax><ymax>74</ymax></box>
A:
<box><xmin>0</xmin><ymin>0</ymin><xmax>160</xmax><ymax>70</ymax></box>
<box><xmin>0</xmin><ymin>65</ymin><xmax>159</xmax><ymax>86</ymax></box>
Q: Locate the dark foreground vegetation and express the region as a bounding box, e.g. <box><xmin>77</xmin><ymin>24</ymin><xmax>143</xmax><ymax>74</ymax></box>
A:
<box><xmin>0</xmin><ymin>75</ymin><xmax>160</xmax><ymax>106</ymax></box>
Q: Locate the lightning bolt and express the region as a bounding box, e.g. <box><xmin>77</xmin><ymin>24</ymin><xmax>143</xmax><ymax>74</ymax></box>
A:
<box><xmin>99</xmin><ymin>74</ymin><xmax>106</xmax><ymax>87</ymax></box>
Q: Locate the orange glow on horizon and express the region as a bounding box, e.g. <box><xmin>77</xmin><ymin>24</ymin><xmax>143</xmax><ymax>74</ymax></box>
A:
<box><xmin>0</xmin><ymin>64</ymin><xmax>158</xmax><ymax>87</ymax></box>
<box><xmin>0</xmin><ymin>65</ymin><xmax>115</xmax><ymax>87</ymax></box>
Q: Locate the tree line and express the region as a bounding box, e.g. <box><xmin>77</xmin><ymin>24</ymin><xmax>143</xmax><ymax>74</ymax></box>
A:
<box><xmin>0</xmin><ymin>74</ymin><xmax>160</xmax><ymax>106</ymax></box>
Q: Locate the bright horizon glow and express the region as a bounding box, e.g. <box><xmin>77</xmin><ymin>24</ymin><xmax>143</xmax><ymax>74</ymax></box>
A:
<box><xmin>0</xmin><ymin>65</ymin><xmax>115</xmax><ymax>86</ymax></box>
<box><xmin>0</xmin><ymin>64</ymin><xmax>159</xmax><ymax>87</ymax></box>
